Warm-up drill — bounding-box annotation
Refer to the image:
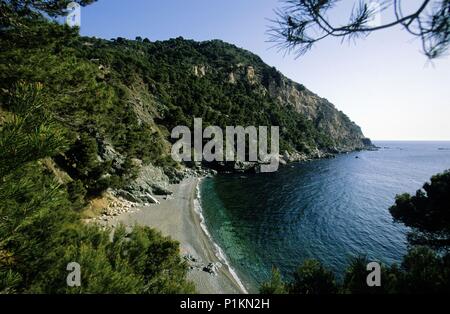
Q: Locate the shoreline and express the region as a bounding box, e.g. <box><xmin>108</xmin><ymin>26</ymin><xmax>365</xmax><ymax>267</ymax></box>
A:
<box><xmin>108</xmin><ymin>176</ymin><xmax>247</xmax><ymax>294</ymax></box>
<box><xmin>193</xmin><ymin>178</ymin><xmax>249</xmax><ymax>293</ymax></box>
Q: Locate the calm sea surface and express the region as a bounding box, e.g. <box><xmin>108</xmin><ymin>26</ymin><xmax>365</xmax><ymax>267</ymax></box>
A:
<box><xmin>200</xmin><ymin>141</ymin><xmax>450</xmax><ymax>292</ymax></box>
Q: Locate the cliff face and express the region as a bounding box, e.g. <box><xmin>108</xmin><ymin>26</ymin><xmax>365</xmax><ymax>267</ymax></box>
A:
<box><xmin>2</xmin><ymin>30</ymin><xmax>373</xmax><ymax>194</ymax></box>
<box><xmin>269</xmin><ymin>78</ymin><xmax>370</xmax><ymax>152</ymax></box>
<box><xmin>184</xmin><ymin>40</ymin><xmax>372</xmax><ymax>154</ymax></box>
<box><xmin>97</xmin><ymin>37</ymin><xmax>373</xmax><ymax>163</ymax></box>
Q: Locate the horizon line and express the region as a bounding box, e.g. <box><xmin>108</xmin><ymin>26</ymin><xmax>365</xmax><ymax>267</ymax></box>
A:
<box><xmin>372</xmin><ymin>139</ymin><xmax>450</xmax><ymax>142</ymax></box>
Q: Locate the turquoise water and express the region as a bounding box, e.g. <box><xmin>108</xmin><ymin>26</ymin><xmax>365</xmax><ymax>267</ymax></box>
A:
<box><xmin>200</xmin><ymin>141</ymin><xmax>450</xmax><ymax>292</ymax></box>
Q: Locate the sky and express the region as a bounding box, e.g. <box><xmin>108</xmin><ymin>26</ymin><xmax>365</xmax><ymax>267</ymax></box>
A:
<box><xmin>76</xmin><ymin>0</ymin><xmax>450</xmax><ymax>141</ymax></box>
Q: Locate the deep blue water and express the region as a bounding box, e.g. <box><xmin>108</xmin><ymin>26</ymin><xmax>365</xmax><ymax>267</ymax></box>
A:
<box><xmin>200</xmin><ymin>141</ymin><xmax>450</xmax><ymax>292</ymax></box>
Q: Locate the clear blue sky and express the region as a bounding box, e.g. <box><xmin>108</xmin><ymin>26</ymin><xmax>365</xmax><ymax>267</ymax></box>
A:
<box><xmin>77</xmin><ymin>0</ymin><xmax>450</xmax><ymax>140</ymax></box>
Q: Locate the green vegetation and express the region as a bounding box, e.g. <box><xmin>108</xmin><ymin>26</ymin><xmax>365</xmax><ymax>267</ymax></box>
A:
<box><xmin>261</xmin><ymin>248</ymin><xmax>450</xmax><ymax>294</ymax></box>
<box><xmin>71</xmin><ymin>35</ymin><xmax>336</xmax><ymax>154</ymax></box>
<box><xmin>390</xmin><ymin>170</ymin><xmax>450</xmax><ymax>248</ymax></box>
<box><xmin>1</xmin><ymin>0</ymin><xmax>363</xmax><ymax>207</ymax></box>
<box><xmin>0</xmin><ymin>0</ymin><xmax>374</xmax><ymax>294</ymax></box>
<box><xmin>0</xmin><ymin>83</ymin><xmax>193</xmax><ymax>293</ymax></box>
<box><xmin>260</xmin><ymin>268</ymin><xmax>287</xmax><ymax>294</ymax></box>
<box><xmin>261</xmin><ymin>170</ymin><xmax>450</xmax><ymax>294</ymax></box>
<box><xmin>0</xmin><ymin>82</ymin><xmax>194</xmax><ymax>293</ymax></box>
<box><xmin>0</xmin><ymin>1</ymin><xmax>195</xmax><ymax>293</ymax></box>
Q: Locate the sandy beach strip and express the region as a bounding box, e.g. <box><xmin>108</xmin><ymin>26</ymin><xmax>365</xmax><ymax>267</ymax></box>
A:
<box><xmin>109</xmin><ymin>177</ymin><xmax>247</xmax><ymax>294</ymax></box>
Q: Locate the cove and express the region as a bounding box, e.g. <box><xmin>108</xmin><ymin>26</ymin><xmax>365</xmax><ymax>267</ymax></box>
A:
<box><xmin>199</xmin><ymin>141</ymin><xmax>450</xmax><ymax>292</ymax></box>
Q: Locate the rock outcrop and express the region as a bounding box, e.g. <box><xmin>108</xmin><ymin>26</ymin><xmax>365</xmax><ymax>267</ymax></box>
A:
<box><xmin>191</xmin><ymin>39</ymin><xmax>374</xmax><ymax>154</ymax></box>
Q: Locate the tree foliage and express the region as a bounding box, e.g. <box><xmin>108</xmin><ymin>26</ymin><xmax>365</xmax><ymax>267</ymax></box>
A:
<box><xmin>390</xmin><ymin>170</ymin><xmax>450</xmax><ymax>248</ymax></box>
<box><xmin>269</xmin><ymin>0</ymin><xmax>450</xmax><ymax>59</ymax></box>
<box><xmin>1</xmin><ymin>0</ymin><xmax>96</xmax><ymax>21</ymax></box>
<box><xmin>0</xmin><ymin>82</ymin><xmax>67</xmax><ymax>177</ymax></box>
<box><xmin>0</xmin><ymin>2</ymin><xmax>197</xmax><ymax>294</ymax></box>
<box><xmin>261</xmin><ymin>247</ymin><xmax>450</xmax><ymax>294</ymax></box>
<box><xmin>289</xmin><ymin>259</ymin><xmax>338</xmax><ymax>294</ymax></box>
<box><xmin>1</xmin><ymin>3</ymin><xmax>343</xmax><ymax>200</ymax></box>
<box><xmin>259</xmin><ymin>267</ymin><xmax>287</xmax><ymax>294</ymax></box>
<box><xmin>0</xmin><ymin>75</ymin><xmax>194</xmax><ymax>295</ymax></box>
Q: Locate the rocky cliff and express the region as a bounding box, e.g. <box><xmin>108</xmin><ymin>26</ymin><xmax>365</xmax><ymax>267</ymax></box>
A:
<box><xmin>1</xmin><ymin>30</ymin><xmax>374</xmax><ymax>203</ymax></box>
<box><xmin>181</xmin><ymin>39</ymin><xmax>372</xmax><ymax>155</ymax></box>
<box><xmin>71</xmin><ymin>37</ymin><xmax>373</xmax><ymax>176</ymax></box>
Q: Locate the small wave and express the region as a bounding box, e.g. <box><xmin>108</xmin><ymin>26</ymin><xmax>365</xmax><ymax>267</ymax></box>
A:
<box><xmin>193</xmin><ymin>178</ymin><xmax>249</xmax><ymax>294</ymax></box>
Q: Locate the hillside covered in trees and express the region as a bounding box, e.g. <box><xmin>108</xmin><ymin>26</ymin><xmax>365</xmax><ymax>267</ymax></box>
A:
<box><xmin>1</xmin><ymin>4</ymin><xmax>373</xmax><ymax>204</ymax></box>
<box><xmin>0</xmin><ymin>0</ymin><xmax>373</xmax><ymax>293</ymax></box>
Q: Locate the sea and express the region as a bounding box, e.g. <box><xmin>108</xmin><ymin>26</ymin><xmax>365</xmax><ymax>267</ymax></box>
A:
<box><xmin>199</xmin><ymin>141</ymin><xmax>450</xmax><ymax>292</ymax></box>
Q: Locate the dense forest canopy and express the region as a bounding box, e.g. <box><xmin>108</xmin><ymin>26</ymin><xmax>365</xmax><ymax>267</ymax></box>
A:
<box><xmin>0</xmin><ymin>0</ymin><xmax>196</xmax><ymax>294</ymax></box>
